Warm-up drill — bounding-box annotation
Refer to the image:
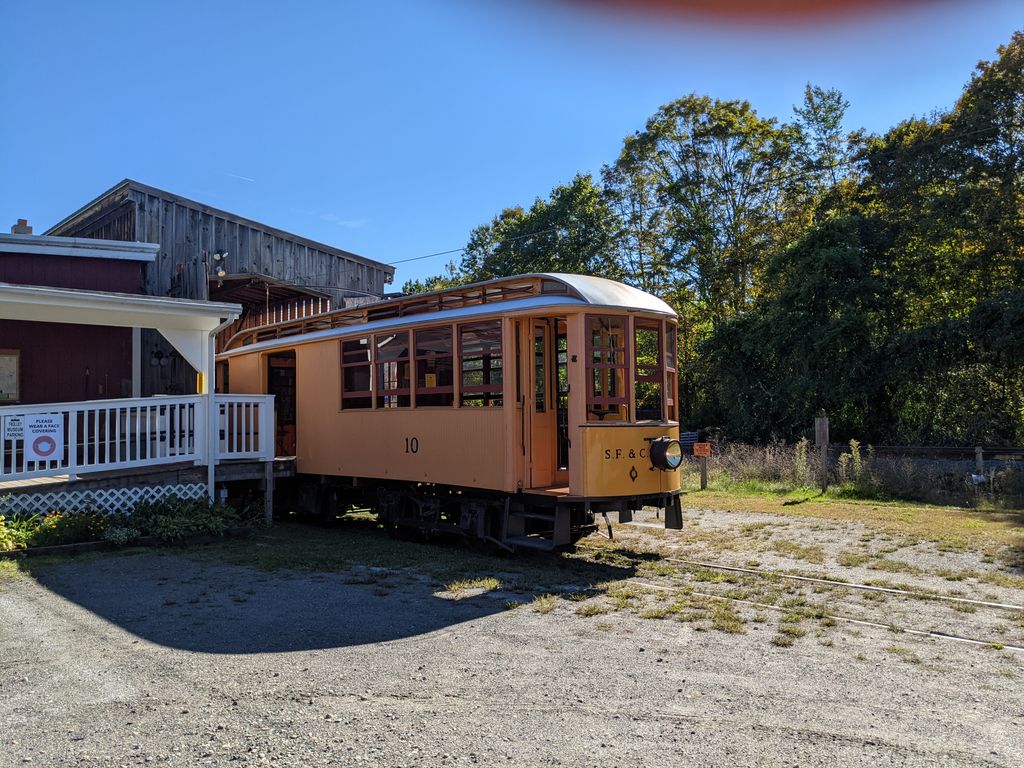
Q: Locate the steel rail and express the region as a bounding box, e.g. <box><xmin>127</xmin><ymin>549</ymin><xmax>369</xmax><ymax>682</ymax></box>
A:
<box><xmin>626</xmin><ymin>579</ymin><xmax>1024</xmax><ymax>653</ymax></box>
<box><xmin>659</xmin><ymin>556</ymin><xmax>1024</xmax><ymax>613</ymax></box>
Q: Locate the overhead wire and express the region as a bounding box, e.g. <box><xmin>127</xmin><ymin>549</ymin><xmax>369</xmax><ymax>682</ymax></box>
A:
<box><xmin>383</xmin><ymin>122</ymin><xmax>1008</xmax><ymax>271</ymax></box>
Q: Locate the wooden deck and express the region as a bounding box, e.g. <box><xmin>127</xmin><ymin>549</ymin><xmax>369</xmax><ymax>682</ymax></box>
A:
<box><xmin>0</xmin><ymin>458</ymin><xmax>295</xmax><ymax>496</ymax></box>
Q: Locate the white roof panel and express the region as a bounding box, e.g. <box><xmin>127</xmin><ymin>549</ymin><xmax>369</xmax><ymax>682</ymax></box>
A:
<box><xmin>539</xmin><ymin>273</ymin><xmax>677</xmax><ymax>316</ymax></box>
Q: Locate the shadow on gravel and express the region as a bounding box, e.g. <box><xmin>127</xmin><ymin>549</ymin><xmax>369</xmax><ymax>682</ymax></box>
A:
<box><xmin>15</xmin><ymin>520</ymin><xmax>646</xmax><ymax>654</ymax></box>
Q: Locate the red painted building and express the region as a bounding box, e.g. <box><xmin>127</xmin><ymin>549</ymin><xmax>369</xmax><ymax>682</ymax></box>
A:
<box><xmin>0</xmin><ymin>222</ymin><xmax>159</xmax><ymax>405</ymax></box>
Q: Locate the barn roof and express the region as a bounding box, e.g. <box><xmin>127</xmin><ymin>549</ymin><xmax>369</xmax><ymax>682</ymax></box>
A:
<box><xmin>0</xmin><ymin>232</ymin><xmax>158</xmax><ymax>262</ymax></box>
<box><xmin>44</xmin><ymin>178</ymin><xmax>394</xmax><ymax>278</ymax></box>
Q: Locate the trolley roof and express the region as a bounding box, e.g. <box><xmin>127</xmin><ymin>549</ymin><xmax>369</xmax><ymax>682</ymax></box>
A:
<box><xmin>219</xmin><ymin>273</ymin><xmax>676</xmax><ymax>356</ymax></box>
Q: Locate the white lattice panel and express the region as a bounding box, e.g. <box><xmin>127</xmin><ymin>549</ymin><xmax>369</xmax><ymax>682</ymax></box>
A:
<box><xmin>0</xmin><ymin>483</ymin><xmax>207</xmax><ymax>517</ymax></box>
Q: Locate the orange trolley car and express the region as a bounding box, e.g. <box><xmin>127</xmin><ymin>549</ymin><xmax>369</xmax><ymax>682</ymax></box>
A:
<box><xmin>218</xmin><ymin>274</ymin><xmax>683</xmax><ymax>550</ymax></box>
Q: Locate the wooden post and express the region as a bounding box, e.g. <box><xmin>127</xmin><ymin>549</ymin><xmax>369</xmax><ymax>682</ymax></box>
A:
<box><xmin>263</xmin><ymin>460</ymin><xmax>274</xmax><ymax>526</ymax></box>
<box><xmin>975</xmin><ymin>446</ymin><xmax>984</xmax><ymax>474</ymax></box>
<box><xmin>699</xmin><ymin>456</ymin><xmax>708</xmax><ymax>490</ymax></box>
<box><xmin>815</xmin><ymin>411</ymin><xmax>829</xmax><ymax>493</ymax></box>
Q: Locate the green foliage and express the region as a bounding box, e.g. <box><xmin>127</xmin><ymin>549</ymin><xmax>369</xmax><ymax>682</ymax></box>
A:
<box><xmin>0</xmin><ymin>496</ymin><xmax>242</xmax><ymax>549</ymax></box>
<box><xmin>400</xmin><ymin>261</ymin><xmax>466</xmax><ymax>294</ymax></box>
<box><xmin>410</xmin><ymin>32</ymin><xmax>1024</xmax><ymax>445</ymax></box>
<box><xmin>102</xmin><ymin>525</ymin><xmax>141</xmax><ymax>546</ymax></box>
<box><xmin>458</xmin><ymin>174</ymin><xmax>620</xmax><ymax>283</ymax></box>
<box><xmin>130</xmin><ymin>496</ymin><xmax>239</xmax><ymax>542</ymax></box>
<box><xmin>0</xmin><ymin>515</ymin><xmax>32</xmax><ymax>551</ymax></box>
<box><xmin>29</xmin><ymin>511</ymin><xmax>108</xmax><ymax>547</ymax></box>
<box><xmin>794</xmin><ymin>438</ymin><xmax>810</xmax><ymax>486</ymax></box>
<box><xmin>707</xmin><ymin>442</ymin><xmax>1022</xmax><ymax>506</ymax></box>
<box><xmin>612</xmin><ymin>94</ymin><xmax>800</xmax><ymax>323</ymax></box>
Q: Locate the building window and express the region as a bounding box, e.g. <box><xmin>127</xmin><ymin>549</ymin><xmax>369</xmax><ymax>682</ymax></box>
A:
<box><xmin>341</xmin><ymin>337</ymin><xmax>372</xmax><ymax>409</ymax></box>
<box><xmin>415</xmin><ymin>326</ymin><xmax>454</xmax><ymax>407</ymax></box>
<box><xmin>375</xmin><ymin>331</ymin><xmax>410</xmax><ymax>408</ymax></box>
<box><xmin>0</xmin><ymin>350</ymin><xmax>20</xmax><ymax>402</ymax></box>
<box><xmin>459</xmin><ymin>321</ymin><xmax>502</xmax><ymax>407</ymax></box>
<box><xmin>634</xmin><ymin>321</ymin><xmax>663</xmax><ymax>421</ymax></box>
<box><xmin>586</xmin><ymin>315</ymin><xmax>627</xmax><ymax>421</ymax></box>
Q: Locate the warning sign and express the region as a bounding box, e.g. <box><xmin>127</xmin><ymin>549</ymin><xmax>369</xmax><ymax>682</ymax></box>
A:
<box><xmin>693</xmin><ymin>442</ymin><xmax>712</xmax><ymax>457</ymax></box>
<box><xmin>25</xmin><ymin>414</ymin><xmax>64</xmax><ymax>463</ymax></box>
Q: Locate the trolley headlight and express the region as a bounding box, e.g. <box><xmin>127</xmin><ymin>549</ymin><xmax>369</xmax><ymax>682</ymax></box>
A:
<box><xmin>649</xmin><ymin>437</ymin><xmax>682</xmax><ymax>471</ymax></box>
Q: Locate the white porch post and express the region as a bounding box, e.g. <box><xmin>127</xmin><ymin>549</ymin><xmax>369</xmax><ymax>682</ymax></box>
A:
<box><xmin>131</xmin><ymin>327</ymin><xmax>142</xmax><ymax>398</ymax></box>
<box><xmin>205</xmin><ymin>334</ymin><xmax>216</xmax><ymax>501</ymax></box>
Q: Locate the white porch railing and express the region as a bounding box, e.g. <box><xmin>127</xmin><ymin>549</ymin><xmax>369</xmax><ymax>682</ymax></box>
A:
<box><xmin>0</xmin><ymin>394</ymin><xmax>275</xmax><ymax>483</ymax></box>
<box><xmin>216</xmin><ymin>394</ymin><xmax>275</xmax><ymax>461</ymax></box>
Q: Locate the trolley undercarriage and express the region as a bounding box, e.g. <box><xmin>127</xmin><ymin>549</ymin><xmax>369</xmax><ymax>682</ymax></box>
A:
<box><xmin>297</xmin><ymin>476</ymin><xmax>683</xmax><ymax>552</ymax></box>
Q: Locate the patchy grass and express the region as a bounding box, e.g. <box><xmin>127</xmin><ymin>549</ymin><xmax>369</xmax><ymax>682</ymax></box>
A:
<box><xmin>869</xmin><ymin>558</ymin><xmax>923</xmax><ymax>575</ymax></box>
<box><xmin>679</xmin><ymin>489</ymin><xmax>1024</xmax><ymax>554</ymax></box>
<box><xmin>444</xmin><ymin>577</ymin><xmax>501</xmax><ymax>597</ymax></box>
<box><xmin>710</xmin><ymin>603</ymin><xmax>746</xmax><ymax>634</ymax></box>
<box><xmin>640</xmin><ymin>603</ymin><xmax>683</xmax><ymax>620</ymax></box>
<box><xmin>531</xmin><ymin>594</ymin><xmax>559</xmax><ymax>614</ymax></box>
<box><xmin>0</xmin><ymin>558</ymin><xmax>22</xmax><ymax>582</ymax></box>
<box><xmin>769</xmin><ymin>540</ymin><xmax>825</xmax><ymax>564</ymax></box>
<box><xmin>605</xmin><ymin>582</ymin><xmax>649</xmax><ymax>609</ymax></box>
<box><xmin>778</xmin><ymin>623</ymin><xmax>807</xmax><ymax>639</ymax></box>
<box><xmin>575</xmin><ymin>602</ymin><xmax>611</xmax><ymax>617</ymax></box>
<box><xmin>837</xmin><ymin>550</ymin><xmax>873</xmax><ymax>568</ymax></box>
<box><xmin>771</xmin><ymin>634</ymin><xmax>795</xmax><ymax>647</ymax></box>
<box><xmin>886</xmin><ymin>645</ymin><xmax>922</xmax><ymax>663</ymax></box>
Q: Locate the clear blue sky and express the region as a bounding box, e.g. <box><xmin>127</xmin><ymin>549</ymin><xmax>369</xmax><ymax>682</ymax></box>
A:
<box><xmin>1</xmin><ymin>0</ymin><xmax>1019</xmax><ymax>287</ymax></box>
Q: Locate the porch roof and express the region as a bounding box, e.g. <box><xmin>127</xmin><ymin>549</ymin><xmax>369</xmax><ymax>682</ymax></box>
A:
<box><xmin>0</xmin><ymin>282</ymin><xmax>240</xmax><ymax>373</ymax></box>
<box><xmin>0</xmin><ymin>282</ymin><xmax>239</xmax><ymax>332</ymax></box>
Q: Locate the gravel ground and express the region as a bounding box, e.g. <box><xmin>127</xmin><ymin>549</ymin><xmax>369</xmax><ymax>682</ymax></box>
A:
<box><xmin>1</xmin><ymin>519</ymin><xmax>1023</xmax><ymax>767</ymax></box>
<box><xmin>630</xmin><ymin>504</ymin><xmax>1024</xmax><ymax>601</ymax></box>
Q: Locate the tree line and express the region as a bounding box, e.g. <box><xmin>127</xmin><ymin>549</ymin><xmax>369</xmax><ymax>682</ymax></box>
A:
<box><xmin>405</xmin><ymin>33</ymin><xmax>1024</xmax><ymax>446</ymax></box>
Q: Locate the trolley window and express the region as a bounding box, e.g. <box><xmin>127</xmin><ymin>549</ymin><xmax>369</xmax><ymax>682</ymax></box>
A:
<box><xmin>415</xmin><ymin>326</ymin><xmax>454</xmax><ymax>407</ymax></box>
<box><xmin>459</xmin><ymin>321</ymin><xmax>503</xmax><ymax>407</ymax></box>
<box><xmin>666</xmin><ymin>322</ymin><xmax>678</xmax><ymax>421</ymax></box>
<box><xmin>375</xmin><ymin>331</ymin><xmax>411</xmax><ymax>408</ymax></box>
<box><xmin>634</xmin><ymin>320</ymin><xmax>664</xmax><ymax>421</ymax></box>
<box><xmin>341</xmin><ymin>337</ymin><xmax>372</xmax><ymax>409</ymax></box>
<box><xmin>586</xmin><ymin>315</ymin><xmax>627</xmax><ymax>421</ymax></box>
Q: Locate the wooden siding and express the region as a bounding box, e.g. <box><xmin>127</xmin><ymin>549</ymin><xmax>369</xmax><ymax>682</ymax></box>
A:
<box><xmin>0</xmin><ymin>251</ymin><xmax>143</xmax><ymax>404</ymax></box>
<box><xmin>47</xmin><ymin>181</ymin><xmax>392</xmax><ymax>306</ymax></box>
<box><xmin>46</xmin><ymin>180</ymin><xmax>394</xmax><ymax>396</ymax></box>
<box><xmin>0</xmin><ymin>252</ymin><xmax>144</xmax><ymax>294</ymax></box>
<box><xmin>0</xmin><ymin>319</ymin><xmax>132</xmax><ymax>404</ymax></box>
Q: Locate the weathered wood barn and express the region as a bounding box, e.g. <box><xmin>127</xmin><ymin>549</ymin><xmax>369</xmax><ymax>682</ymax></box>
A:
<box><xmin>45</xmin><ymin>179</ymin><xmax>394</xmax><ymax>395</ymax></box>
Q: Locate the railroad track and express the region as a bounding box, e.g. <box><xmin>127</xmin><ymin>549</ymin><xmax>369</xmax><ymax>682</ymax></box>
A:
<box><xmin>625</xmin><ymin>577</ymin><xmax>1024</xmax><ymax>653</ymax></box>
<box><xmin>617</xmin><ymin>553</ymin><xmax>1024</xmax><ymax>652</ymax></box>
<box><xmin>659</xmin><ymin>556</ymin><xmax>1024</xmax><ymax>613</ymax></box>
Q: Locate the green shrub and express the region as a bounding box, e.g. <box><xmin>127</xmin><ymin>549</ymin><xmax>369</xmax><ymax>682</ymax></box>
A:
<box><xmin>130</xmin><ymin>496</ymin><xmax>239</xmax><ymax>542</ymax></box>
<box><xmin>0</xmin><ymin>515</ymin><xmax>32</xmax><ymax>551</ymax></box>
<box><xmin>102</xmin><ymin>525</ymin><xmax>141</xmax><ymax>546</ymax></box>
<box><xmin>30</xmin><ymin>510</ymin><xmax>109</xmax><ymax>547</ymax></box>
<box><xmin>793</xmin><ymin>438</ymin><xmax>810</xmax><ymax>485</ymax></box>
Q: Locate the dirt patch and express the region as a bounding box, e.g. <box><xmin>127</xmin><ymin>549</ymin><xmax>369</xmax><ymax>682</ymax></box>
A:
<box><xmin>1</xmin><ymin>521</ymin><xmax>1022</xmax><ymax>767</ymax></box>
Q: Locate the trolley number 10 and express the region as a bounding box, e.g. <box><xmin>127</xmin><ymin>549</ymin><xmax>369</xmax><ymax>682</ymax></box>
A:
<box><xmin>404</xmin><ymin>437</ymin><xmax>420</xmax><ymax>454</ymax></box>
